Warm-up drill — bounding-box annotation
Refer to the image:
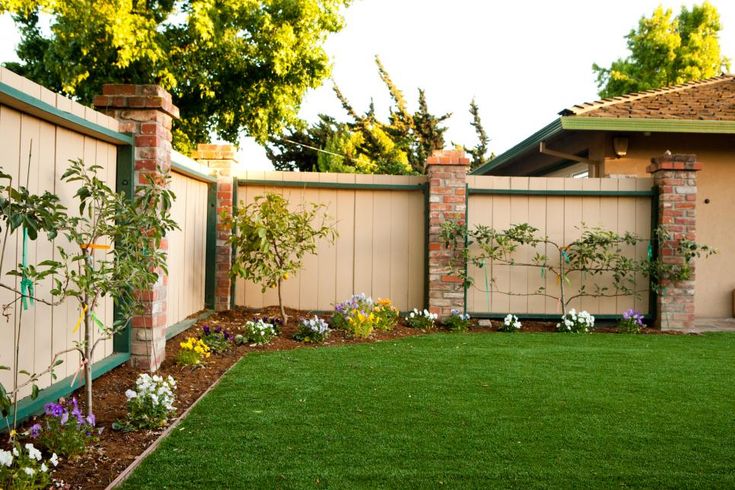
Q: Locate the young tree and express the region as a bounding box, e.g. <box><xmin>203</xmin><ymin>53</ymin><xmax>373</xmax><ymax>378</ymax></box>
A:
<box><xmin>0</xmin><ymin>0</ymin><xmax>352</xmax><ymax>152</ymax></box>
<box><xmin>225</xmin><ymin>193</ymin><xmax>336</xmax><ymax>325</ymax></box>
<box><xmin>466</xmin><ymin>98</ymin><xmax>494</xmax><ymax>171</ymax></box>
<box><xmin>593</xmin><ymin>2</ymin><xmax>730</xmax><ymax>97</ymax></box>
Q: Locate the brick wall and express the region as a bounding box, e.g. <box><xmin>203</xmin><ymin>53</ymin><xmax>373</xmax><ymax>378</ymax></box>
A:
<box><xmin>647</xmin><ymin>152</ymin><xmax>701</xmax><ymax>330</ymax></box>
<box><xmin>426</xmin><ymin>150</ymin><xmax>469</xmax><ymax>318</ymax></box>
<box><xmin>94</xmin><ymin>84</ymin><xmax>179</xmax><ymax>370</ymax></box>
<box><xmin>193</xmin><ymin>144</ymin><xmax>236</xmax><ymax>311</ymax></box>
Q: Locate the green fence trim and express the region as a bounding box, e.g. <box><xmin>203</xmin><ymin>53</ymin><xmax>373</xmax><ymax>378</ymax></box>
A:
<box><xmin>468</xmin><ymin>188</ymin><xmax>654</xmax><ymax>197</ymax></box>
<box><xmin>112</xmin><ymin>144</ymin><xmax>135</xmax><ymax>354</ymax></box>
<box><xmin>0</xmin><ymin>81</ymin><xmax>134</xmax><ymax>146</ymax></box>
<box><xmin>204</xmin><ymin>183</ymin><xmax>217</xmax><ymax>309</ymax></box>
<box><xmin>171</xmin><ymin>161</ymin><xmax>217</xmax><ymax>184</ymax></box>
<box><xmin>648</xmin><ymin>186</ymin><xmax>661</xmax><ymax>325</ymax></box>
<box><xmin>166</xmin><ymin>310</ymin><xmax>215</xmax><ymax>340</ymax></box>
<box><xmin>238</xmin><ymin>179</ymin><xmax>426</xmax><ymax>192</ymax></box>
<box><xmin>423</xmin><ymin>183</ymin><xmax>430</xmax><ymax>310</ymax></box>
<box><xmin>230</xmin><ymin>178</ymin><xmax>238</xmax><ymax>310</ymax></box>
<box><xmin>8</xmin><ymin>352</ymin><xmax>130</xmax><ymax>428</ymax></box>
<box><xmin>463</xmin><ymin>183</ymin><xmax>469</xmax><ymax>314</ymax></box>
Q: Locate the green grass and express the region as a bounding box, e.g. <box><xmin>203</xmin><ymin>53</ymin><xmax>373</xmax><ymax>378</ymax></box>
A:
<box><xmin>122</xmin><ymin>333</ymin><xmax>735</xmax><ymax>489</ymax></box>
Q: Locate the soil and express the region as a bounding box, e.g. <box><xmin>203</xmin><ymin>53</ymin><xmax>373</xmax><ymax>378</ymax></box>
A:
<box><xmin>4</xmin><ymin>308</ymin><xmax>689</xmax><ymax>489</ymax></box>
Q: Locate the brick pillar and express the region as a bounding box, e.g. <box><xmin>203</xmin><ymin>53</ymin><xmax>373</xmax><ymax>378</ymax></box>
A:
<box><xmin>646</xmin><ymin>152</ymin><xmax>702</xmax><ymax>330</ymax></box>
<box><xmin>193</xmin><ymin>144</ymin><xmax>236</xmax><ymax>311</ymax></box>
<box><xmin>94</xmin><ymin>84</ymin><xmax>180</xmax><ymax>370</ymax></box>
<box><xmin>426</xmin><ymin>149</ymin><xmax>469</xmax><ymax>319</ymax></box>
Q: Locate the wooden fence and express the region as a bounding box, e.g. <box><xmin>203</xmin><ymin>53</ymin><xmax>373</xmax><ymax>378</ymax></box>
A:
<box><xmin>466</xmin><ymin>176</ymin><xmax>654</xmax><ymax>317</ymax></box>
<box><xmin>235</xmin><ymin>172</ymin><xmax>427</xmax><ymax>312</ymax></box>
<box><xmin>0</xmin><ymin>68</ymin><xmax>129</xmax><ymax>401</ymax></box>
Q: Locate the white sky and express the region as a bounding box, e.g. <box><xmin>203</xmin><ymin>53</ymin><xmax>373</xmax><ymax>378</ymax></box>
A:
<box><xmin>2</xmin><ymin>0</ymin><xmax>734</xmax><ymax>171</ymax></box>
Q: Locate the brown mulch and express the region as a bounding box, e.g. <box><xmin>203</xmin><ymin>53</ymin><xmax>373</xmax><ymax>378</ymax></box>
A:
<box><xmin>6</xmin><ymin>308</ymin><xmax>688</xmax><ymax>489</ymax></box>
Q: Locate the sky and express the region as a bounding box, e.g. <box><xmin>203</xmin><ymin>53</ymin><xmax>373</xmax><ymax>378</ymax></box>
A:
<box><xmin>1</xmin><ymin>0</ymin><xmax>734</xmax><ymax>171</ymax></box>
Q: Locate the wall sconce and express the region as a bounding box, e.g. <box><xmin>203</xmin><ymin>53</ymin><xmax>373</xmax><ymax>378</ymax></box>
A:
<box><xmin>613</xmin><ymin>136</ymin><xmax>629</xmax><ymax>158</ymax></box>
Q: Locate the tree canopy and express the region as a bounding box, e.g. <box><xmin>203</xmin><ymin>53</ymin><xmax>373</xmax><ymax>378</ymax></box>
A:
<box><xmin>0</xmin><ymin>0</ymin><xmax>351</xmax><ymax>152</ymax></box>
<box><xmin>592</xmin><ymin>1</ymin><xmax>730</xmax><ymax>98</ymax></box>
<box><xmin>267</xmin><ymin>56</ymin><xmax>492</xmax><ymax>175</ymax></box>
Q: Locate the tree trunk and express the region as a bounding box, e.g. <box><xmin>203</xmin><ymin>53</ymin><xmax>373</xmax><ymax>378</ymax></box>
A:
<box><xmin>559</xmin><ymin>250</ymin><xmax>566</xmax><ymax>314</ymax></box>
<box><xmin>84</xmin><ymin>304</ymin><xmax>93</xmax><ymax>414</ymax></box>
<box><xmin>277</xmin><ymin>278</ymin><xmax>288</xmax><ymax>325</ymax></box>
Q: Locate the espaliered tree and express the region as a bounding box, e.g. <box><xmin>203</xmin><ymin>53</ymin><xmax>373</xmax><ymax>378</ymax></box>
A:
<box><xmin>441</xmin><ymin>221</ymin><xmax>714</xmax><ymax>316</ymax></box>
<box><xmin>225</xmin><ymin>192</ymin><xmax>336</xmax><ymax>325</ymax></box>
<box><xmin>0</xmin><ymin>0</ymin><xmax>352</xmax><ymax>152</ymax></box>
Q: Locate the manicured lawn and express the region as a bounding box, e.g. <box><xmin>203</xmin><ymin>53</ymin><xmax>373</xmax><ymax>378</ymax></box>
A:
<box><xmin>122</xmin><ymin>333</ymin><xmax>735</xmax><ymax>489</ymax></box>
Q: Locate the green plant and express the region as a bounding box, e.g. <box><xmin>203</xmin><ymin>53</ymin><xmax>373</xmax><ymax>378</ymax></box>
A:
<box><xmin>225</xmin><ymin>192</ymin><xmax>336</xmax><ymax>325</ymax></box>
<box><xmin>294</xmin><ymin>316</ymin><xmax>331</xmax><ymax>343</ymax></box>
<box><xmin>444</xmin><ymin>309</ymin><xmax>471</xmax><ymax>332</ymax></box>
<box><xmin>54</xmin><ymin>160</ymin><xmax>177</xmax><ymax>414</ymax></box>
<box><xmin>557</xmin><ymin>309</ymin><xmax>595</xmax><ymax>333</ymax></box>
<box><xmin>33</xmin><ymin>398</ymin><xmax>96</xmax><ymax>458</ymax></box>
<box><xmin>498</xmin><ymin>314</ymin><xmax>521</xmax><ymax>332</ymax></box>
<box><xmin>236</xmin><ymin>319</ymin><xmax>278</xmax><ymax>346</ymax></box>
<box><xmin>405</xmin><ymin>308</ymin><xmax>437</xmax><ymax>330</ymax></box>
<box><xmin>618</xmin><ymin>309</ymin><xmax>645</xmax><ymax>333</ymax></box>
<box><xmin>346</xmin><ymin>310</ymin><xmax>375</xmax><ymax>339</ymax></box>
<box><xmin>114</xmin><ymin>374</ymin><xmax>176</xmax><ymax>432</ymax></box>
<box><xmin>0</xmin><ymin>442</ymin><xmax>57</xmax><ymax>489</ymax></box>
<box><xmin>199</xmin><ymin>326</ymin><xmax>233</xmax><ymax>354</ymax></box>
<box><xmin>176</xmin><ymin>337</ymin><xmax>211</xmax><ymax>366</ymax></box>
<box><xmin>332</xmin><ymin>293</ymin><xmax>374</xmax><ymax>331</ymax></box>
<box><xmin>373</xmin><ymin>298</ymin><xmax>400</xmax><ymax>331</ymax></box>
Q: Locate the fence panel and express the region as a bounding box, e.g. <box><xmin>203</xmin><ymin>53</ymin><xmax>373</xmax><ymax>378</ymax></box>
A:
<box><xmin>166</xmin><ymin>170</ymin><xmax>210</xmax><ymax>325</ymax></box>
<box><xmin>0</xmin><ymin>68</ymin><xmax>123</xmax><ymax>398</ymax></box>
<box><xmin>235</xmin><ymin>172</ymin><xmax>426</xmax><ymax>312</ymax></box>
<box><xmin>466</xmin><ymin>176</ymin><xmax>654</xmax><ymax>317</ymax></box>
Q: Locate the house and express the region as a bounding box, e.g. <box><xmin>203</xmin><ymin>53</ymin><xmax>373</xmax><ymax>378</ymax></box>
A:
<box><xmin>471</xmin><ymin>75</ymin><xmax>735</xmax><ymax>320</ymax></box>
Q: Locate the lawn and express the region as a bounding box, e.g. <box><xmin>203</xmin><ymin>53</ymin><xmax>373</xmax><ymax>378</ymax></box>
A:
<box><xmin>122</xmin><ymin>332</ymin><xmax>735</xmax><ymax>489</ymax></box>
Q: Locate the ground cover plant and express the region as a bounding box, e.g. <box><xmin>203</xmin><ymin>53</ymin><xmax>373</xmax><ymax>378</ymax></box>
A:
<box><xmin>120</xmin><ymin>332</ymin><xmax>735</xmax><ymax>488</ymax></box>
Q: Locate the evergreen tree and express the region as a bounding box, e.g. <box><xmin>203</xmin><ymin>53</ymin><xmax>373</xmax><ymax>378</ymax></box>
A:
<box><xmin>466</xmin><ymin>98</ymin><xmax>493</xmax><ymax>171</ymax></box>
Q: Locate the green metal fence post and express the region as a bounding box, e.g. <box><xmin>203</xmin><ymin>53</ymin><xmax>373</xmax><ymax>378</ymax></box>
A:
<box><xmin>113</xmin><ymin>144</ymin><xmax>135</xmax><ymax>354</ymax></box>
<box><xmin>204</xmin><ymin>183</ymin><xmax>217</xmax><ymax>309</ymax></box>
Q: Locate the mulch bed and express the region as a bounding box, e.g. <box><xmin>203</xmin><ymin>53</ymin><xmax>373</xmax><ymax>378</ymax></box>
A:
<box><xmin>5</xmin><ymin>308</ymin><xmax>688</xmax><ymax>489</ymax></box>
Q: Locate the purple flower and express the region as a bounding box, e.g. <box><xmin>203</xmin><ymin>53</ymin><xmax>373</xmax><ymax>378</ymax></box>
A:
<box><xmin>44</xmin><ymin>402</ymin><xmax>63</xmax><ymax>417</ymax></box>
<box><xmin>202</xmin><ymin>325</ymin><xmax>211</xmax><ymax>336</ymax></box>
<box><xmin>60</xmin><ymin>411</ymin><xmax>69</xmax><ymax>425</ymax></box>
<box><xmin>623</xmin><ymin>309</ymin><xmax>645</xmax><ymax>326</ymax></box>
<box><xmin>29</xmin><ymin>423</ymin><xmax>42</xmax><ymax>439</ymax></box>
<box><xmin>86</xmin><ymin>413</ymin><xmax>96</xmax><ymax>426</ymax></box>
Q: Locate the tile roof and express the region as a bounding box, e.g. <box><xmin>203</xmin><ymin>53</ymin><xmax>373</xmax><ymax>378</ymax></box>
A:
<box><xmin>559</xmin><ymin>74</ymin><xmax>735</xmax><ymax>120</ymax></box>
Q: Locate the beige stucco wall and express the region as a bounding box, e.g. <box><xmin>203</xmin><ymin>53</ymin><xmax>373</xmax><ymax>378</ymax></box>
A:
<box><xmin>603</xmin><ymin>133</ymin><xmax>735</xmax><ymax>318</ymax></box>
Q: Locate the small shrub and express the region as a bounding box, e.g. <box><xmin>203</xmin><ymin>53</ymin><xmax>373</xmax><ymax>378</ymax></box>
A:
<box><xmin>199</xmin><ymin>325</ymin><xmax>233</xmax><ymax>353</ymax></box>
<box><xmin>113</xmin><ymin>374</ymin><xmax>176</xmax><ymax>431</ymax></box>
<box><xmin>557</xmin><ymin>309</ymin><xmax>595</xmax><ymax>333</ymax></box>
<box><xmin>618</xmin><ymin>309</ymin><xmax>645</xmax><ymax>333</ymax></box>
<box><xmin>373</xmin><ymin>298</ymin><xmax>400</xmax><ymax>331</ymax></box>
<box><xmin>405</xmin><ymin>308</ymin><xmax>438</xmax><ymax>330</ymax></box>
<box><xmin>0</xmin><ymin>442</ymin><xmax>58</xmax><ymax>489</ymax></box>
<box><xmin>346</xmin><ymin>310</ymin><xmax>375</xmax><ymax>339</ymax></box>
<box><xmin>499</xmin><ymin>314</ymin><xmax>522</xmax><ymax>332</ymax></box>
<box><xmin>176</xmin><ymin>337</ymin><xmax>211</xmax><ymax>366</ymax></box>
<box><xmin>236</xmin><ymin>319</ymin><xmax>278</xmax><ymax>346</ymax></box>
<box><xmin>33</xmin><ymin>398</ymin><xmax>97</xmax><ymax>458</ymax></box>
<box><xmin>294</xmin><ymin>316</ymin><xmax>331</xmax><ymax>343</ymax></box>
<box><xmin>444</xmin><ymin>309</ymin><xmax>471</xmax><ymax>332</ymax></box>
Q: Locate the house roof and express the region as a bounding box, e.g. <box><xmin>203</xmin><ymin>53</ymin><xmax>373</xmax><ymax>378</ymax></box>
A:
<box><xmin>559</xmin><ymin>75</ymin><xmax>735</xmax><ymax>120</ymax></box>
<box><xmin>472</xmin><ymin>74</ymin><xmax>735</xmax><ymax>175</ymax></box>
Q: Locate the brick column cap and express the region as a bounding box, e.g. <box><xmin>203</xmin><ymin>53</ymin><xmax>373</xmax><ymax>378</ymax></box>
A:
<box><xmin>647</xmin><ymin>152</ymin><xmax>702</xmax><ymax>173</ymax></box>
<box><xmin>426</xmin><ymin>149</ymin><xmax>470</xmax><ymax>166</ymax></box>
<box><xmin>93</xmin><ymin>84</ymin><xmax>180</xmax><ymax>119</ymax></box>
<box><xmin>193</xmin><ymin>143</ymin><xmax>238</xmax><ymax>161</ymax></box>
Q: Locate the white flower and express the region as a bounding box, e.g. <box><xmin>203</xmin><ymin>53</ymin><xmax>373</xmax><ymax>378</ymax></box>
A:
<box><xmin>41</xmin><ymin>463</ymin><xmax>48</xmax><ymax>473</ymax></box>
<box><xmin>23</xmin><ymin>467</ymin><xmax>35</xmax><ymax>476</ymax></box>
<box><xmin>12</xmin><ymin>448</ymin><xmax>19</xmax><ymax>457</ymax></box>
<box><xmin>0</xmin><ymin>449</ymin><xmax>13</xmax><ymax>467</ymax></box>
<box><xmin>50</xmin><ymin>453</ymin><xmax>59</xmax><ymax>467</ymax></box>
<box><xmin>25</xmin><ymin>443</ymin><xmax>42</xmax><ymax>461</ymax></box>
<box><xmin>125</xmin><ymin>389</ymin><xmax>138</xmax><ymax>400</ymax></box>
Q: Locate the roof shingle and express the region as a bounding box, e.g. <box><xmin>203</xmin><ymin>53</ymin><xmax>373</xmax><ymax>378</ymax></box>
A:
<box><xmin>560</xmin><ymin>75</ymin><xmax>735</xmax><ymax>120</ymax></box>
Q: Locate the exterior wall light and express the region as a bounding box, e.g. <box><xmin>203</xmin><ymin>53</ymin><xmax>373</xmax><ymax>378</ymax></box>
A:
<box><xmin>613</xmin><ymin>136</ymin><xmax>629</xmax><ymax>158</ymax></box>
